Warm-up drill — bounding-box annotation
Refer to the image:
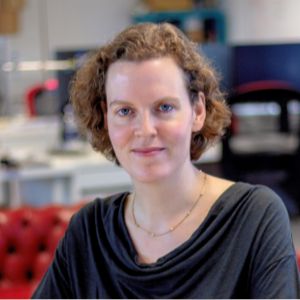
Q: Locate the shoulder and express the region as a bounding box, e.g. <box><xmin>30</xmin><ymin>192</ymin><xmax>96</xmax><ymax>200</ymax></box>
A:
<box><xmin>207</xmin><ymin>176</ymin><xmax>289</xmax><ymax>228</ymax></box>
<box><xmin>78</xmin><ymin>191</ymin><xmax>127</xmax><ymax>215</ymax></box>
<box><xmin>220</xmin><ymin>182</ymin><xmax>291</xmax><ymax>237</ymax></box>
<box><xmin>233</xmin><ymin>182</ymin><xmax>286</xmax><ymax>213</ymax></box>
<box><xmin>209</xmin><ymin>180</ymin><xmax>295</xmax><ymax>255</ymax></box>
<box><xmin>208</xmin><ymin>175</ymin><xmax>284</xmax><ymax>213</ymax></box>
<box><xmin>67</xmin><ymin>192</ymin><xmax>129</xmax><ymax>234</ymax></box>
<box><xmin>220</xmin><ymin>179</ymin><xmax>284</xmax><ymax>211</ymax></box>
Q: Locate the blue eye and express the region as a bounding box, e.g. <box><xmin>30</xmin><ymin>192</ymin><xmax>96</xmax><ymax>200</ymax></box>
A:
<box><xmin>159</xmin><ymin>104</ymin><xmax>174</xmax><ymax>112</ymax></box>
<box><xmin>117</xmin><ymin>108</ymin><xmax>132</xmax><ymax>116</ymax></box>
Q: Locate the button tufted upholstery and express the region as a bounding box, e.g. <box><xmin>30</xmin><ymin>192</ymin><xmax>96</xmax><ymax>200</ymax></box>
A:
<box><xmin>0</xmin><ymin>202</ymin><xmax>299</xmax><ymax>298</ymax></box>
<box><xmin>0</xmin><ymin>203</ymin><xmax>85</xmax><ymax>299</ymax></box>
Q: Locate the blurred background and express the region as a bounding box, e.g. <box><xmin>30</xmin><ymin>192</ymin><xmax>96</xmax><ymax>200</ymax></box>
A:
<box><xmin>0</xmin><ymin>1</ymin><xmax>300</xmax><ymax>297</ymax></box>
<box><xmin>1</xmin><ymin>0</ymin><xmax>300</xmax><ymax>218</ymax></box>
<box><xmin>1</xmin><ymin>0</ymin><xmax>300</xmax><ymax>212</ymax></box>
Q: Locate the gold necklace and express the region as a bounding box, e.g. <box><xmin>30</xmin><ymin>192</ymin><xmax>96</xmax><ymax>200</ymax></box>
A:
<box><xmin>131</xmin><ymin>173</ymin><xmax>207</xmax><ymax>238</ymax></box>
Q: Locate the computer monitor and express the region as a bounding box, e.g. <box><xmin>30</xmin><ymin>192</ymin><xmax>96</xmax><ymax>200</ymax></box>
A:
<box><xmin>55</xmin><ymin>49</ymin><xmax>93</xmax><ymax>144</ymax></box>
<box><xmin>200</xmin><ymin>43</ymin><xmax>233</xmax><ymax>93</ymax></box>
<box><xmin>233</xmin><ymin>43</ymin><xmax>300</xmax><ymax>90</ymax></box>
<box><xmin>55</xmin><ymin>49</ymin><xmax>93</xmax><ymax>113</ymax></box>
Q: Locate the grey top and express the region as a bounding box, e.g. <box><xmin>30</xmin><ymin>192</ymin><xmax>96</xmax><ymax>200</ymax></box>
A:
<box><xmin>33</xmin><ymin>182</ymin><xmax>300</xmax><ymax>299</ymax></box>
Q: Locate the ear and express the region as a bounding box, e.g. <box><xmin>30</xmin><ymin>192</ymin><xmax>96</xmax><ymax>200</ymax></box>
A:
<box><xmin>100</xmin><ymin>100</ymin><xmax>108</xmax><ymax>129</ymax></box>
<box><xmin>192</xmin><ymin>92</ymin><xmax>206</xmax><ymax>132</ymax></box>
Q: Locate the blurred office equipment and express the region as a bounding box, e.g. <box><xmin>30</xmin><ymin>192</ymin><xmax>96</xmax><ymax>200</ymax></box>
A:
<box><xmin>224</xmin><ymin>43</ymin><xmax>300</xmax><ymax>215</ymax></box>
<box><xmin>0</xmin><ymin>115</ymin><xmax>132</xmax><ymax>207</ymax></box>
<box><xmin>24</xmin><ymin>79</ymin><xmax>59</xmax><ymax>117</ymax></box>
<box><xmin>200</xmin><ymin>43</ymin><xmax>233</xmax><ymax>91</ymax></box>
<box><xmin>222</xmin><ymin>81</ymin><xmax>300</xmax><ymax>216</ymax></box>
<box><xmin>132</xmin><ymin>2</ymin><xmax>226</xmax><ymax>43</ymax></box>
<box><xmin>55</xmin><ymin>49</ymin><xmax>91</xmax><ymax>144</ymax></box>
<box><xmin>233</xmin><ymin>43</ymin><xmax>300</xmax><ymax>90</ymax></box>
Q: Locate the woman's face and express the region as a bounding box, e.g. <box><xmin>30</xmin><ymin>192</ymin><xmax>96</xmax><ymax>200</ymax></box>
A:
<box><xmin>105</xmin><ymin>57</ymin><xmax>205</xmax><ymax>183</ymax></box>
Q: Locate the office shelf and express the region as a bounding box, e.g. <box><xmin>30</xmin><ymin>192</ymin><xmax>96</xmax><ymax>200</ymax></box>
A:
<box><xmin>132</xmin><ymin>8</ymin><xmax>226</xmax><ymax>43</ymax></box>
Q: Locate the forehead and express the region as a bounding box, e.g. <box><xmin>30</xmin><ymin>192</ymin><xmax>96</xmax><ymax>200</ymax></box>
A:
<box><xmin>107</xmin><ymin>57</ymin><xmax>185</xmax><ymax>83</ymax></box>
<box><xmin>105</xmin><ymin>57</ymin><xmax>188</xmax><ymax>104</ymax></box>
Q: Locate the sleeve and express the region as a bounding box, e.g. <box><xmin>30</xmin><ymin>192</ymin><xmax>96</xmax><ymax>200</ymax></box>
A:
<box><xmin>31</xmin><ymin>222</ymin><xmax>74</xmax><ymax>299</ymax></box>
<box><xmin>249</xmin><ymin>186</ymin><xmax>300</xmax><ymax>299</ymax></box>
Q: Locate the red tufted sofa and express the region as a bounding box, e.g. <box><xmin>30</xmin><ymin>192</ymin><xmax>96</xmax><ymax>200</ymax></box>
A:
<box><xmin>0</xmin><ymin>203</ymin><xmax>299</xmax><ymax>299</ymax></box>
<box><xmin>0</xmin><ymin>202</ymin><xmax>85</xmax><ymax>299</ymax></box>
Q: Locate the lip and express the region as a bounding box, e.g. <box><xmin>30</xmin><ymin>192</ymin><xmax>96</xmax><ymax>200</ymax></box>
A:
<box><xmin>131</xmin><ymin>147</ymin><xmax>165</xmax><ymax>156</ymax></box>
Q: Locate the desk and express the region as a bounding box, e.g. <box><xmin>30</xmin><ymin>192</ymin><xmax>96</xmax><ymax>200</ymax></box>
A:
<box><xmin>0</xmin><ymin>116</ymin><xmax>132</xmax><ymax>206</ymax></box>
<box><xmin>0</xmin><ymin>150</ymin><xmax>132</xmax><ymax>206</ymax></box>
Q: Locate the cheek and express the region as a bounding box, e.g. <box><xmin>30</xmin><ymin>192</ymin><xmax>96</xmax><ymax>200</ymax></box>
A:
<box><xmin>108</xmin><ymin>123</ymin><xmax>131</xmax><ymax>148</ymax></box>
<box><xmin>170</xmin><ymin>115</ymin><xmax>192</xmax><ymax>138</ymax></box>
<box><xmin>164</xmin><ymin>118</ymin><xmax>193</xmax><ymax>144</ymax></box>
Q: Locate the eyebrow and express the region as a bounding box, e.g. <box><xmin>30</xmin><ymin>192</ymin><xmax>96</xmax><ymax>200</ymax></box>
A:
<box><xmin>109</xmin><ymin>100</ymin><xmax>132</xmax><ymax>107</ymax></box>
<box><xmin>109</xmin><ymin>97</ymin><xmax>180</xmax><ymax>107</ymax></box>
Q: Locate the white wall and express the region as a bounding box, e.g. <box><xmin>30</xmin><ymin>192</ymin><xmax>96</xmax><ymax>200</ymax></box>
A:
<box><xmin>46</xmin><ymin>0</ymin><xmax>137</xmax><ymax>53</ymax></box>
<box><xmin>9</xmin><ymin>0</ymin><xmax>137</xmax><ymax>60</ymax></box>
<box><xmin>222</xmin><ymin>0</ymin><xmax>300</xmax><ymax>44</ymax></box>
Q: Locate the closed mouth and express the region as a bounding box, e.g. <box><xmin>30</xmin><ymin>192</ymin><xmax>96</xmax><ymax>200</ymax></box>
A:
<box><xmin>131</xmin><ymin>147</ymin><xmax>165</xmax><ymax>155</ymax></box>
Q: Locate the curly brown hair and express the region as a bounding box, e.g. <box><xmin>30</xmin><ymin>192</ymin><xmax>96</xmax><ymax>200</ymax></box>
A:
<box><xmin>70</xmin><ymin>22</ymin><xmax>231</xmax><ymax>163</ymax></box>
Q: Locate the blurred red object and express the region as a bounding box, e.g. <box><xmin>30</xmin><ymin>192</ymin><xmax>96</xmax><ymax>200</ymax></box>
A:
<box><xmin>25</xmin><ymin>79</ymin><xmax>59</xmax><ymax>117</ymax></box>
<box><xmin>0</xmin><ymin>202</ymin><xmax>85</xmax><ymax>299</ymax></box>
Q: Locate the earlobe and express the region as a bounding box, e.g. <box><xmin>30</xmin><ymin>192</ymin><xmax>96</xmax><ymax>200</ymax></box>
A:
<box><xmin>192</xmin><ymin>92</ymin><xmax>206</xmax><ymax>132</ymax></box>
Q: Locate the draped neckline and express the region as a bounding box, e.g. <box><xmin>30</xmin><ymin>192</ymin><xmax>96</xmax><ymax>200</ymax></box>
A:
<box><xmin>119</xmin><ymin>182</ymin><xmax>241</xmax><ymax>268</ymax></box>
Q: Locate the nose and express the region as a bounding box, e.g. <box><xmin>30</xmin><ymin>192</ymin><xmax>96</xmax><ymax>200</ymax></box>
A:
<box><xmin>134</xmin><ymin>112</ymin><xmax>157</xmax><ymax>138</ymax></box>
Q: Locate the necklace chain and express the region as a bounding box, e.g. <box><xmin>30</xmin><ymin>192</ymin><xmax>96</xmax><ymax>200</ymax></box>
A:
<box><xmin>131</xmin><ymin>173</ymin><xmax>207</xmax><ymax>238</ymax></box>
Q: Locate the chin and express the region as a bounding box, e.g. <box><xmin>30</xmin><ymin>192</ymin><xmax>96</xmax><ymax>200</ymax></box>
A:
<box><xmin>127</xmin><ymin>165</ymin><xmax>175</xmax><ymax>183</ymax></box>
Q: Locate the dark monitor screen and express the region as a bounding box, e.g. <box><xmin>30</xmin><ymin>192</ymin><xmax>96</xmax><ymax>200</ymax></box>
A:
<box><xmin>233</xmin><ymin>43</ymin><xmax>300</xmax><ymax>89</ymax></box>
<box><xmin>200</xmin><ymin>43</ymin><xmax>233</xmax><ymax>92</ymax></box>
<box><xmin>55</xmin><ymin>49</ymin><xmax>94</xmax><ymax>143</ymax></box>
<box><xmin>55</xmin><ymin>49</ymin><xmax>93</xmax><ymax>113</ymax></box>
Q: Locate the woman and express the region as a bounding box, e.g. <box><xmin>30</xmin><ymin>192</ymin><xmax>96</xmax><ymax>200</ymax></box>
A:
<box><xmin>33</xmin><ymin>23</ymin><xmax>300</xmax><ymax>298</ymax></box>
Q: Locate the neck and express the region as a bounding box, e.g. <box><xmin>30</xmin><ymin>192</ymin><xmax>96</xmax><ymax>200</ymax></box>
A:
<box><xmin>131</xmin><ymin>163</ymin><xmax>203</xmax><ymax>225</ymax></box>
